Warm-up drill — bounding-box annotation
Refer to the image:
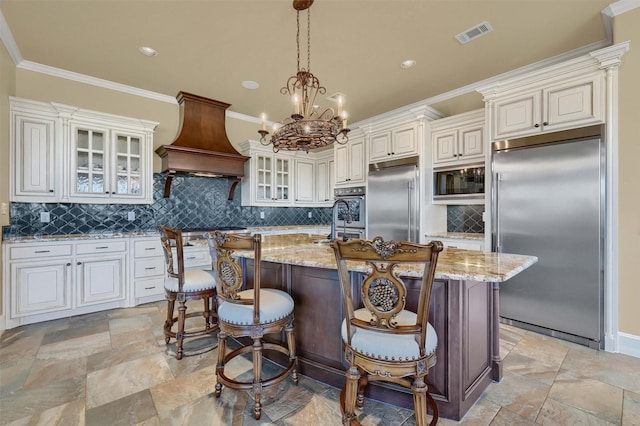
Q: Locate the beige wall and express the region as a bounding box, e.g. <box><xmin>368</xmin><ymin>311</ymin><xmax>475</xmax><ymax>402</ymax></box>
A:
<box><xmin>0</xmin><ymin>42</ymin><xmax>16</xmax><ymax>318</ymax></box>
<box><xmin>614</xmin><ymin>8</ymin><xmax>640</xmax><ymax>336</ymax></box>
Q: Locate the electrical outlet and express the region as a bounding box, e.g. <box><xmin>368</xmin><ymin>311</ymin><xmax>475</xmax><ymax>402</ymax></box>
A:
<box><xmin>127</xmin><ymin>211</ymin><xmax>136</xmax><ymax>221</ymax></box>
<box><xmin>1</xmin><ymin>202</ymin><xmax>7</xmax><ymax>215</ymax></box>
<box><xmin>260</xmin><ymin>211</ymin><xmax>265</xmax><ymax>219</ymax></box>
<box><xmin>40</xmin><ymin>212</ymin><xmax>51</xmax><ymax>223</ymax></box>
<box><xmin>308</xmin><ymin>211</ymin><xmax>312</xmax><ymax>218</ymax></box>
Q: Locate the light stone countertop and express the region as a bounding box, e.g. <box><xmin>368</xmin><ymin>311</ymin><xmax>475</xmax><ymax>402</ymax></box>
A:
<box><xmin>425</xmin><ymin>232</ymin><xmax>485</xmax><ymax>241</ymax></box>
<box><xmin>206</xmin><ymin>233</ymin><xmax>537</xmax><ymax>283</ymax></box>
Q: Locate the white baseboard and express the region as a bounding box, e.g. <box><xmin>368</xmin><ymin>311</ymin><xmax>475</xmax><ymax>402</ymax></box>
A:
<box><xmin>0</xmin><ymin>313</ymin><xmax>5</xmax><ymax>334</ymax></box>
<box><xmin>618</xmin><ymin>332</ymin><xmax>640</xmax><ymax>358</ymax></box>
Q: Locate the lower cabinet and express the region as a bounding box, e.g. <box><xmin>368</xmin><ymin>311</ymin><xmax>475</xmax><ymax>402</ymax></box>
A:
<box><xmin>132</xmin><ymin>237</ymin><xmax>166</xmax><ymax>304</ymax></box>
<box><xmin>3</xmin><ymin>239</ymin><xmax>129</xmax><ymax>328</ymax></box>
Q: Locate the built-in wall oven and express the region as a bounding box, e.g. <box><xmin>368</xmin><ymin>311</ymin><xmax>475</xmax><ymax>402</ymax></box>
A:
<box><xmin>333</xmin><ymin>186</ymin><xmax>366</xmax><ymax>237</ymax></box>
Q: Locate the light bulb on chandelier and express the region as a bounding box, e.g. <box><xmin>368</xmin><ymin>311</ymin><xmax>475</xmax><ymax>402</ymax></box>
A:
<box><xmin>258</xmin><ymin>0</ymin><xmax>350</xmax><ymax>153</ymax></box>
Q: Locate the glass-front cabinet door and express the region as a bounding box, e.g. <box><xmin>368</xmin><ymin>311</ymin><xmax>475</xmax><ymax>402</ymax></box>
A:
<box><xmin>72</xmin><ymin>124</ymin><xmax>109</xmax><ymax>198</ymax></box>
<box><xmin>114</xmin><ymin>133</ymin><xmax>142</xmax><ymax>196</ymax></box>
<box><xmin>274</xmin><ymin>157</ymin><xmax>290</xmax><ymax>201</ymax></box>
<box><xmin>256</xmin><ymin>154</ymin><xmax>273</xmax><ymax>202</ymax></box>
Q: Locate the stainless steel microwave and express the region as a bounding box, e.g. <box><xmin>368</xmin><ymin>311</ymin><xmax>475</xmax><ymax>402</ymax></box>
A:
<box><xmin>433</xmin><ymin>164</ymin><xmax>485</xmax><ymax>200</ymax></box>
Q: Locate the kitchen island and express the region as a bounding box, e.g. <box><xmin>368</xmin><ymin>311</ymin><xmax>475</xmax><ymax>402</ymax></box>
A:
<box><xmin>221</xmin><ymin>233</ymin><xmax>537</xmax><ymax>420</ymax></box>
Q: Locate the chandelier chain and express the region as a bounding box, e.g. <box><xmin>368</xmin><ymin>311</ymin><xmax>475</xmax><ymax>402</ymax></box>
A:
<box><xmin>307</xmin><ymin>8</ymin><xmax>311</xmax><ymax>71</ymax></box>
<box><xmin>296</xmin><ymin>11</ymin><xmax>300</xmax><ymax>72</ymax></box>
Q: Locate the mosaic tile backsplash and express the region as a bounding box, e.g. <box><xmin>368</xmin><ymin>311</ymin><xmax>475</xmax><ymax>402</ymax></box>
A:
<box><xmin>447</xmin><ymin>205</ymin><xmax>485</xmax><ymax>233</ymax></box>
<box><xmin>6</xmin><ymin>174</ymin><xmax>333</xmax><ymax>237</ymax></box>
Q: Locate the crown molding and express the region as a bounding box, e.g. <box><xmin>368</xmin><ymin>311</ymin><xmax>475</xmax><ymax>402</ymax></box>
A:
<box><xmin>602</xmin><ymin>0</ymin><xmax>640</xmax><ymax>17</ymax></box>
<box><xmin>0</xmin><ymin>8</ymin><xmax>22</xmax><ymax>64</ymax></box>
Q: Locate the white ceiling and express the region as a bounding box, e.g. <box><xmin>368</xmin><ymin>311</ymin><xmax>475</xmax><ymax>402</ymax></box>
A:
<box><xmin>1</xmin><ymin>0</ymin><xmax>616</xmax><ymax>123</ymax></box>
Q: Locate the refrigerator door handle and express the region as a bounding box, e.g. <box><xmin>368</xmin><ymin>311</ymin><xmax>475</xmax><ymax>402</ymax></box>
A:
<box><xmin>494</xmin><ymin>172</ymin><xmax>501</xmax><ymax>252</ymax></box>
<box><xmin>407</xmin><ymin>181</ymin><xmax>412</xmax><ymax>241</ymax></box>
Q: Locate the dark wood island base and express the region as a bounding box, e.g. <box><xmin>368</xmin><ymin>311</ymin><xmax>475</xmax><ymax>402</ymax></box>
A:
<box><xmin>241</xmin><ymin>260</ymin><xmax>504</xmax><ymax>421</ymax></box>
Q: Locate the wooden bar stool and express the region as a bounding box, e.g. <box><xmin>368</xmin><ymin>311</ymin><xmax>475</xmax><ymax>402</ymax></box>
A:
<box><xmin>331</xmin><ymin>237</ymin><xmax>443</xmax><ymax>426</ymax></box>
<box><xmin>206</xmin><ymin>231</ymin><xmax>298</xmax><ymax>420</ymax></box>
<box><xmin>158</xmin><ymin>225</ymin><xmax>218</xmax><ymax>360</ymax></box>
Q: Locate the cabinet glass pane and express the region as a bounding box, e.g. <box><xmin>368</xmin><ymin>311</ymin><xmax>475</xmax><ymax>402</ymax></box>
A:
<box><xmin>130</xmin><ymin>176</ymin><xmax>140</xmax><ymax>194</ymax></box>
<box><xmin>93</xmin><ymin>131</ymin><xmax>104</xmax><ymax>151</ymax></box>
<box><xmin>91</xmin><ymin>173</ymin><xmax>104</xmax><ymax>193</ymax></box>
<box><xmin>265</xmin><ymin>157</ymin><xmax>271</xmax><ymax>170</ymax></box>
<box><xmin>77</xmin><ymin>173</ymin><xmax>89</xmax><ymax>192</ymax></box>
<box><xmin>117</xmin><ymin>175</ymin><xmax>128</xmax><ymax>194</ymax></box>
<box><xmin>117</xmin><ymin>155</ymin><xmax>128</xmax><ymax>173</ymax></box>
<box><xmin>117</xmin><ymin>135</ymin><xmax>128</xmax><ymax>154</ymax></box>
<box><xmin>92</xmin><ymin>153</ymin><xmax>103</xmax><ymax>171</ymax></box>
<box><xmin>130</xmin><ymin>138</ymin><xmax>140</xmax><ymax>156</ymax></box>
<box><xmin>77</xmin><ymin>130</ymin><xmax>89</xmax><ymax>149</ymax></box>
<box><xmin>77</xmin><ymin>152</ymin><xmax>89</xmax><ymax>169</ymax></box>
<box><xmin>130</xmin><ymin>157</ymin><xmax>140</xmax><ymax>174</ymax></box>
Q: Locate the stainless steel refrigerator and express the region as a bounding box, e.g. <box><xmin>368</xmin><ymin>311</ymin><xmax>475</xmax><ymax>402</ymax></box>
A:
<box><xmin>492</xmin><ymin>125</ymin><xmax>604</xmax><ymax>348</ymax></box>
<box><xmin>367</xmin><ymin>157</ymin><xmax>419</xmax><ymax>242</ymax></box>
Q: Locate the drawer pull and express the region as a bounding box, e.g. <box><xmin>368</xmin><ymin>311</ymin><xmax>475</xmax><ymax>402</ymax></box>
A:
<box><xmin>449</xmin><ymin>245</ymin><xmax>458</xmax><ymax>248</ymax></box>
<box><xmin>144</xmin><ymin>247</ymin><xmax>156</xmax><ymax>251</ymax></box>
<box><xmin>144</xmin><ymin>286</ymin><xmax>156</xmax><ymax>290</ymax></box>
<box><xmin>187</xmin><ymin>256</ymin><xmax>196</xmax><ymax>260</ymax></box>
<box><xmin>34</xmin><ymin>250</ymin><xmax>50</xmax><ymax>253</ymax></box>
<box><xmin>95</xmin><ymin>246</ymin><xmax>109</xmax><ymax>249</ymax></box>
<box><xmin>145</xmin><ymin>267</ymin><xmax>157</xmax><ymax>270</ymax></box>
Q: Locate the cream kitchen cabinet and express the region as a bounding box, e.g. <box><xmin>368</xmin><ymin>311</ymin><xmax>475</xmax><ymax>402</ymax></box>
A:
<box><xmin>240</xmin><ymin>141</ymin><xmax>294</xmax><ymax>206</ymax></box>
<box><xmin>8</xmin><ymin>96</ymin><xmax>158</xmax><ymax>204</ymax></box>
<box><xmin>369</xmin><ymin>122</ymin><xmax>418</xmax><ymax>163</ymax></box>
<box><xmin>294</xmin><ymin>158</ymin><xmax>315</xmax><ymax>204</ymax></box>
<box><xmin>335</xmin><ymin>136</ymin><xmax>365</xmax><ymax>186</ymax></box>
<box><xmin>75</xmin><ymin>240</ymin><xmax>127</xmax><ymax>307</ymax></box>
<box><xmin>132</xmin><ymin>237</ymin><xmax>166</xmax><ymax>304</ymax></box>
<box><xmin>315</xmin><ymin>152</ymin><xmax>334</xmax><ymax>206</ymax></box>
<box><xmin>431</xmin><ymin>109</ymin><xmax>485</xmax><ymax>166</ymax></box>
<box><xmin>492</xmin><ymin>73</ymin><xmax>604</xmax><ymax>140</ymax></box>
<box><xmin>9</xmin><ymin>98</ymin><xmax>61</xmax><ymax>202</ymax></box>
<box><xmin>3</xmin><ymin>238</ymin><xmax>129</xmax><ymax>329</ymax></box>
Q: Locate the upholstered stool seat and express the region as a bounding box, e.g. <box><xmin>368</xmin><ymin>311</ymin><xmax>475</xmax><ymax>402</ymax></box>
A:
<box><xmin>206</xmin><ymin>231</ymin><xmax>298</xmax><ymax>420</ymax></box>
<box><xmin>332</xmin><ymin>237</ymin><xmax>443</xmax><ymax>426</ymax></box>
<box><xmin>159</xmin><ymin>225</ymin><xmax>218</xmax><ymax>360</ymax></box>
<box><xmin>218</xmin><ymin>289</ymin><xmax>294</xmax><ymax>325</ymax></box>
<box><xmin>342</xmin><ymin>308</ymin><xmax>438</xmax><ymax>362</ymax></box>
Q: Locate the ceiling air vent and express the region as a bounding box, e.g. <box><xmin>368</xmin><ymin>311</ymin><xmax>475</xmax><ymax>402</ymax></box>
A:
<box><xmin>455</xmin><ymin>21</ymin><xmax>494</xmax><ymax>45</ymax></box>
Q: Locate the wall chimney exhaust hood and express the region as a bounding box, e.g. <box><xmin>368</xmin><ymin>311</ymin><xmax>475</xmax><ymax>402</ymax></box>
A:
<box><xmin>155</xmin><ymin>92</ymin><xmax>250</xmax><ymax>199</ymax></box>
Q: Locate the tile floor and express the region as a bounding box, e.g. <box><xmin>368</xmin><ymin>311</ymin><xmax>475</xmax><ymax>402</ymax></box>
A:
<box><xmin>1</xmin><ymin>301</ymin><xmax>639</xmax><ymax>425</ymax></box>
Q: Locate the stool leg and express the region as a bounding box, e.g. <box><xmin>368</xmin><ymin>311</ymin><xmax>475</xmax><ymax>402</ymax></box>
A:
<box><xmin>413</xmin><ymin>375</ymin><xmax>438</xmax><ymax>426</ymax></box>
<box><xmin>252</xmin><ymin>338</ymin><xmax>263</xmax><ymax>420</ymax></box>
<box><xmin>342</xmin><ymin>365</ymin><xmax>360</xmax><ymax>425</ymax></box>
<box><xmin>164</xmin><ymin>297</ymin><xmax>175</xmax><ymax>344</ymax></box>
<box><xmin>215</xmin><ymin>330</ymin><xmax>227</xmax><ymax>398</ymax></box>
<box><xmin>203</xmin><ymin>297</ymin><xmax>211</xmax><ymax>329</ymax></box>
<box><xmin>176</xmin><ymin>293</ymin><xmax>186</xmax><ymax>360</ymax></box>
<box><xmin>285</xmin><ymin>320</ymin><xmax>299</xmax><ymax>384</ymax></box>
<box><xmin>356</xmin><ymin>375</ymin><xmax>368</xmax><ymax>408</ymax></box>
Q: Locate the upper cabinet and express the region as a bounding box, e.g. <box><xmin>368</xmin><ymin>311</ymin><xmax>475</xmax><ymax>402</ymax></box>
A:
<box><xmin>239</xmin><ymin>140</ymin><xmax>333</xmax><ymax>207</ymax></box>
<box><xmin>492</xmin><ymin>74</ymin><xmax>603</xmax><ymax>140</ymax></box>
<box><xmin>335</xmin><ymin>136</ymin><xmax>365</xmax><ymax>186</ymax></box>
<box><xmin>9</xmin><ymin>97</ymin><xmax>158</xmax><ymax>204</ymax></box>
<box><xmin>369</xmin><ymin>122</ymin><xmax>418</xmax><ymax>163</ymax></box>
<box><xmin>431</xmin><ymin>109</ymin><xmax>485</xmax><ymax>166</ymax></box>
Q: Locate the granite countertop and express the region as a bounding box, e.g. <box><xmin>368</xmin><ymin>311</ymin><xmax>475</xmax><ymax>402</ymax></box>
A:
<box><xmin>425</xmin><ymin>232</ymin><xmax>485</xmax><ymax>241</ymax></box>
<box><xmin>209</xmin><ymin>233</ymin><xmax>537</xmax><ymax>283</ymax></box>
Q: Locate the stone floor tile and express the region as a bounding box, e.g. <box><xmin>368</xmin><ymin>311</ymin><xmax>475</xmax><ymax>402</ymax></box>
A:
<box><xmin>3</xmin><ymin>398</ymin><xmax>85</xmax><ymax>426</ymax></box>
<box><xmin>536</xmin><ymin>396</ymin><xmax>617</xmax><ymax>425</ymax></box>
<box><xmin>509</xmin><ymin>332</ymin><xmax>569</xmax><ymax>369</ymax></box>
<box><xmin>623</xmin><ymin>389</ymin><xmax>640</xmax><ymax>426</ymax></box>
<box><xmin>86</xmin><ymin>337</ymin><xmax>164</xmax><ymax>373</ymax></box>
<box><xmin>0</xmin><ymin>354</ymin><xmax>35</xmax><ymax>399</ymax></box>
<box><xmin>86</xmin><ymin>352</ymin><xmax>174</xmax><ymax>409</ymax></box>
<box><xmin>503</xmin><ymin>351</ymin><xmax>560</xmax><ymax>385</ymax></box>
<box><xmin>41</xmin><ymin>315</ymin><xmax>110</xmax><ymax>346</ymax></box>
<box><xmin>36</xmin><ymin>331</ymin><xmax>111</xmax><ymax>361</ymax></box>
<box><xmin>454</xmin><ymin>393</ymin><xmax>502</xmax><ymax>426</ymax></box>
<box><xmin>547</xmin><ymin>368</ymin><xmax>623</xmax><ymax>425</ymax></box>
<box><xmin>109</xmin><ymin>315</ymin><xmax>155</xmax><ymax>336</ymax></box>
<box><xmin>482</xmin><ymin>370</ymin><xmax>550</xmax><ymax>422</ymax></box>
<box><xmin>22</xmin><ymin>356</ymin><xmax>87</xmax><ymax>390</ymax></box>
<box><xmin>276</xmin><ymin>386</ymin><xmax>343</xmax><ymax>425</ymax></box>
<box><xmin>149</xmin><ymin>365</ymin><xmax>218</xmax><ymax>417</ymax></box>
<box><xmin>86</xmin><ymin>389</ymin><xmax>157</xmax><ymax>426</ymax></box>
<box><xmin>489</xmin><ymin>407</ymin><xmax>537</xmax><ymax>425</ymax></box>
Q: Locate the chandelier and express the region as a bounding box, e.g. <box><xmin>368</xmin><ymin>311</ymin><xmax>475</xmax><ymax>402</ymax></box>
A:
<box><xmin>258</xmin><ymin>0</ymin><xmax>350</xmax><ymax>153</ymax></box>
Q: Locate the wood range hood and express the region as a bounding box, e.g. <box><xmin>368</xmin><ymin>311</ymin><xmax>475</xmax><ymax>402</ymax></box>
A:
<box><xmin>155</xmin><ymin>91</ymin><xmax>250</xmax><ymax>199</ymax></box>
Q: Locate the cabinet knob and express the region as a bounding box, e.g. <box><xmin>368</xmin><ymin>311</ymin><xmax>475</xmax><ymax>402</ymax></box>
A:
<box><xmin>391</xmin><ymin>152</ymin><xmax>395</xmax><ymax>155</ymax></box>
<box><xmin>76</xmin><ymin>261</ymin><xmax>82</xmax><ymax>265</ymax></box>
<box><xmin>534</xmin><ymin>124</ymin><xmax>540</xmax><ymax>128</ymax></box>
<box><xmin>66</xmin><ymin>263</ymin><xmax>71</xmax><ymax>266</ymax></box>
<box><xmin>387</xmin><ymin>153</ymin><xmax>391</xmax><ymax>156</ymax></box>
<box><xmin>49</xmin><ymin>189</ymin><xmax>54</xmax><ymax>193</ymax></box>
<box><xmin>105</xmin><ymin>191</ymin><xmax>110</xmax><ymax>194</ymax></box>
<box><xmin>111</xmin><ymin>192</ymin><xmax>116</xmax><ymax>194</ymax></box>
<box><xmin>543</xmin><ymin>121</ymin><xmax>549</xmax><ymax>126</ymax></box>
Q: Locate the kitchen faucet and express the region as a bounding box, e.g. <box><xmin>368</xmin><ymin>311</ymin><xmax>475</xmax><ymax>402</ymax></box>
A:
<box><xmin>331</xmin><ymin>199</ymin><xmax>352</xmax><ymax>242</ymax></box>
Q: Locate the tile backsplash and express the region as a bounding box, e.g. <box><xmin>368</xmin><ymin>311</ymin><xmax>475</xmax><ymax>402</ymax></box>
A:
<box><xmin>5</xmin><ymin>174</ymin><xmax>332</xmax><ymax>237</ymax></box>
<box><xmin>447</xmin><ymin>205</ymin><xmax>485</xmax><ymax>233</ymax></box>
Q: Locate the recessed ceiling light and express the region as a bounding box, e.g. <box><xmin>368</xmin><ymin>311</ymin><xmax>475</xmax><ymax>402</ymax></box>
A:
<box><xmin>400</xmin><ymin>60</ymin><xmax>416</xmax><ymax>69</ymax></box>
<box><xmin>242</xmin><ymin>80</ymin><xmax>259</xmax><ymax>90</ymax></box>
<box><xmin>138</xmin><ymin>46</ymin><xmax>158</xmax><ymax>57</ymax></box>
